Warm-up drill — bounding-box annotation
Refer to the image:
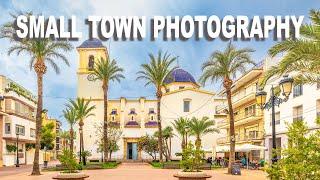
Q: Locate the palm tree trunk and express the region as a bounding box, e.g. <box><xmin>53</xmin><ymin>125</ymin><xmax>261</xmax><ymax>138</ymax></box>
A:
<box><xmin>224</xmin><ymin>78</ymin><xmax>235</xmax><ymax>174</ymax></box>
<box><xmin>169</xmin><ymin>137</ymin><xmax>172</xmax><ymax>160</ymax></box>
<box><xmin>31</xmin><ymin>71</ymin><xmax>44</xmax><ymax>175</ymax></box>
<box><xmin>165</xmin><ymin>139</ymin><xmax>169</xmax><ymax>161</ymax></box>
<box><xmin>195</xmin><ymin>136</ymin><xmax>201</xmax><ymax>150</ymax></box>
<box><xmin>103</xmin><ymin>83</ymin><xmax>109</xmax><ymax>162</ymax></box>
<box><xmin>156</xmin><ymin>92</ymin><xmax>163</xmax><ymax>162</ymax></box>
<box><xmin>70</xmin><ymin>128</ymin><xmax>74</xmax><ymax>154</ymax></box>
<box><xmin>181</xmin><ymin>134</ymin><xmax>185</xmax><ymax>150</ymax></box>
<box><xmin>185</xmin><ymin>132</ymin><xmax>188</xmax><ymax>147</ymax></box>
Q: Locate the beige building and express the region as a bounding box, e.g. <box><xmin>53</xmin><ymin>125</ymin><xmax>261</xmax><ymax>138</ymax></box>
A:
<box><xmin>0</xmin><ymin>75</ymin><xmax>43</xmax><ymax>166</ymax></box>
<box><xmin>75</xmin><ymin>39</ymin><xmax>226</xmax><ymax>161</ymax></box>
<box><xmin>42</xmin><ymin>112</ymin><xmax>62</xmax><ymax>160</ymax></box>
<box><xmin>216</xmin><ymin>64</ymin><xmax>265</xmax><ymax>161</ymax></box>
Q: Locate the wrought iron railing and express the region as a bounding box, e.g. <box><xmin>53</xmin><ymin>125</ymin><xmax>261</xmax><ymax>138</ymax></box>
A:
<box><xmin>216</xmin><ymin>131</ymin><xmax>264</xmax><ymax>144</ymax></box>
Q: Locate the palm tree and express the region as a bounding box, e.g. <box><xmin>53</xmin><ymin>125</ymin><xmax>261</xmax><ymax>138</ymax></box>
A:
<box><xmin>172</xmin><ymin>118</ymin><xmax>190</xmax><ymax>151</ymax></box>
<box><xmin>136</xmin><ymin>51</ymin><xmax>176</xmax><ymax>162</ymax></box>
<box><xmin>62</xmin><ymin>107</ymin><xmax>78</xmax><ymax>154</ymax></box>
<box><xmin>155</xmin><ymin>126</ymin><xmax>174</xmax><ymax>161</ymax></box>
<box><xmin>0</xmin><ymin>14</ymin><xmax>73</xmax><ymax>175</ymax></box>
<box><xmin>162</xmin><ymin>126</ymin><xmax>174</xmax><ymax>161</ymax></box>
<box><xmin>59</xmin><ymin>131</ymin><xmax>70</xmax><ymax>151</ymax></box>
<box><xmin>188</xmin><ymin>117</ymin><xmax>219</xmax><ymax>151</ymax></box>
<box><xmin>90</xmin><ymin>57</ymin><xmax>124</xmax><ymax>162</ymax></box>
<box><xmin>67</xmin><ymin>98</ymin><xmax>96</xmax><ymax>165</ymax></box>
<box><xmin>199</xmin><ymin>42</ymin><xmax>255</xmax><ymax>173</ymax></box>
<box><xmin>262</xmin><ymin>9</ymin><xmax>320</xmax><ymax>85</ymax></box>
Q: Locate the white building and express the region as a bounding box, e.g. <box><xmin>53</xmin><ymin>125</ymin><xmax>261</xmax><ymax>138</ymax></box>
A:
<box><xmin>75</xmin><ymin>39</ymin><xmax>226</xmax><ymax>161</ymax></box>
<box><xmin>263</xmin><ymin>58</ymin><xmax>320</xmax><ymax>163</ymax></box>
<box><xmin>0</xmin><ymin>75</ymin><xmax>43</xmax><ymax>166</ymax></box>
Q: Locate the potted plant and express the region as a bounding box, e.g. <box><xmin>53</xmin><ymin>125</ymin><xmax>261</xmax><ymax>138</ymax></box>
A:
<box><xmin>173</xmin><ymin>143</ymin><xmax>212</xmax><ymax>180</ymax></box>
<box><xmin>52</xmin><ymin>149</ymin><xmax>89</xmax><ymax>180</ymax></box>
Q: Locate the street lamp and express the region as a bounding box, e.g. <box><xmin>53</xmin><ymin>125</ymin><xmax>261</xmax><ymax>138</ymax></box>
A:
<box><xmin>16</xmin><ymin>132</ymin><xmax>19</xmax><ymax>167</ymax></box>
<box><xmin>79</xmin><ymin>128</ymin><xmax>82</xmax><ymax>163</ymax></box>
<box><xmin>255</xmin><ymin>75</ymin><xmax>293</xmax><ymax>164</ymax></box>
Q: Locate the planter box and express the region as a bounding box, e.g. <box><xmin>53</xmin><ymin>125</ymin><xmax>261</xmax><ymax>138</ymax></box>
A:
<box><xmin>52</xmin><ymin>172</ymin><xmax>89</xmax><ymax>180</ymax></box>
<box><xmin>174</xmin><ymin>171</ymin><xmax>212</xmax><ymax>180</ymax></box>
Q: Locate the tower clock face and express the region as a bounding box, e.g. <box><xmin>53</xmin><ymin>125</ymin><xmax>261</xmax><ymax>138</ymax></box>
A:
<box><xmin>87</xmin><ymin>74</ymin><xmax>95</xmax><ymax>81</ymax></box>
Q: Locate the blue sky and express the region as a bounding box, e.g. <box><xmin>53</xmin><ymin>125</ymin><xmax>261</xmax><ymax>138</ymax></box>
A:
<box><xmin>0</xmin><ymin>0</ymin><xmax>319</xmax><ymax>129</ymax></box>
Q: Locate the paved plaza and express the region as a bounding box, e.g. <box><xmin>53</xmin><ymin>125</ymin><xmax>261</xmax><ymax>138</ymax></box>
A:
<box><xmin>0</xmin><ymin>163</ymin><xmax>267</xmax><ymax>180</ymax></box>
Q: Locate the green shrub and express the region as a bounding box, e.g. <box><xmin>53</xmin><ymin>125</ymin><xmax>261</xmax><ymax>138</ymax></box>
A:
<box><xmin>101</xmin><ymin>162</ymin><xmax>119</xmax><ymax>169</ymax></box>
<box><xmin>267</xmin><ymin>120</ymin><xmax>320</xmax><ymax>179</ymax></box>
<box><xmin>58</xmin><ymin>149</ymin><xmax>78</xmax><ymax>173</ymax></box>
<box><xmin>150</xmin><ymin>161</ymin><xmax>163</xmax><ymax>168</ymax></box>
<box><xmin>6</xmin><ymin>144</ymin><xmax>17</xmax><ymax>153</ymax></box>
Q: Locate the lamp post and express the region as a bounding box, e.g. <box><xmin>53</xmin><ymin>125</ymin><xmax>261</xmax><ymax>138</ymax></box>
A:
<box><xmin>255</xmin><ymin>75</ymin><xmax>293</xmax><ymax>164</ymax></box>
<box><xmin>79</xmin><ymin>128</ymin><xmax>82</xmax><ymax>164</ymax></box>
<box><xmin>16</xmin><ymin>132</ymin><xmax>19</xmax><ymax>167</ymax></box>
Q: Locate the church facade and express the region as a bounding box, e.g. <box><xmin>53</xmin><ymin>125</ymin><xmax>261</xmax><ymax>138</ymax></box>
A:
<box><xmin>75</xmin><ymin>39</ymin><xmax>226</xmax><ymax>161</ymax></box>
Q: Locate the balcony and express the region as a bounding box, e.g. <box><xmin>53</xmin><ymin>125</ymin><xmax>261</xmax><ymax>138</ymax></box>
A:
<box><xmin>216</xmin><ymin>131</ymin><xmax>264</xmax><ymax>145</ymax></box>
<box><xmin>232</xmin><ymin>88</ymin><xmax>256</xmax><ymax>108</ymax></box>
<box><xmin>217</xmin><ymin>110</ymin><xmax>263</xmax><ymax>129</ymax></box>
<box><xmin>215</xmin><ymin>105</ymin><xmax>228</xmax><ymax>116</ymax></box>
<box><xmin>293</xmin><ymin>116</ymin><xmax>303</xmax><ymax>122</ymax></box>
<box><xmin>5</xmin><ymin>108</ymin><xmax>35</xmax><ymax>120</ymax></box>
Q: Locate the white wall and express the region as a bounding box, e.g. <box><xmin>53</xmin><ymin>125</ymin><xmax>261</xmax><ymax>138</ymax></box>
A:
<box><xmin>263</xmin><ymin>81</ymin><xmax>320</xmax><ymax>162</ymax></box>
<box><xmin>161</xmin><ymin>89</ymin><xmax>221</xmax><ymax>159</ymax></box>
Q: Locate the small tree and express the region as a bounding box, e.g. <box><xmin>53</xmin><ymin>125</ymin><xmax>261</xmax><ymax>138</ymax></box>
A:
<box><xmin>78</xmin><ymin>150</ymin><xmax>92</xmax><ymax>165</ymax></box>
<box><xmin>137</xmin><ymin>135</ymin><xmax>159</xmax><ymax>161</ymax></box>
<box><xmin>181</xmin><ymin>142</ymin><xmax>204</xmax><ymax>172</ymax></box>
<box><xmin>95</xmin><ymin>122</ymin><xmax>122</xmax><ymax>160</ymax></box>
<box><xmin>41</xmin><ymin>122</ymin><xmax>55</xmax><ymax>151</ymax></box>
<box><xmin>107</xmin><ymin>140</ymin><xmax>120</xmax><ymax>160</ymax></box>
<box><xmin>267</xmin><ymin>120</ymin><xmax>320</xmax><ymax>179</ymax></box>
<box><xmin>59</xmin><ymin>149</ymin><xmax>78</xmax><ymax>173</ymax></box>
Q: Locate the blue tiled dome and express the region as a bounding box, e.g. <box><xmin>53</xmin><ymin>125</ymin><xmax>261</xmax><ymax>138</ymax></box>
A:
<box><xmin>78</xmin><ymin>38</ymin><xmax>105</xmax><ymax>48</ymax></box>
<box><xmin>164</xmin><ymin>68</ymin><xmax>196</xmax><ymax>84</ymax></box>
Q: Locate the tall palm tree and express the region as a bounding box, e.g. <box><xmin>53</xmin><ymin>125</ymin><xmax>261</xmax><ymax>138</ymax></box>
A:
<box><xmin>188</xmin><ymin>117</ymin><xmax>219</xmax><ymax>151</ymax></box>
<box><xmin>262</xmin><ymin>9</ymin><xmax>320</xmax><ymax>85</ymax></box>
<box><xmin>172</xmin><ymin>117</ymin><xmax>190</xmax><ymax>151</ymax></box>
<box><xmin>137</xmin><ymin>51</ymin><xmax>176</xmax><ymax>162</ymax></box>
<box><xmin>0</xmin><ymin>14</ymin><xmax>73</xmax><ymax>175</ymax></box>
<box><xmin>199</xmin><ymin>42</ymin><xmax>255</xmax><ymax>173</ymax></box>
<box><xmin>62</xmin><ymin>107</ymin><xmax>78</xmax><ymax>154</ymax></box>
<box><xmin>68</xmin><ymin>98</ymin><xmax>96</xmax><ymax>165</ymax></box>
<box><xmin>90</xmin><ymin>57</ymin><xmax>124</xmax><ymax>162</ymax></box>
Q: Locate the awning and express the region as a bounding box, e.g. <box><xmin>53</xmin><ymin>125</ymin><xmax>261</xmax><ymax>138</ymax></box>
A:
<box><xmin>215</xmin><ymin>144</ymin><xmax>266</xmax><ymax>153</ymax></box>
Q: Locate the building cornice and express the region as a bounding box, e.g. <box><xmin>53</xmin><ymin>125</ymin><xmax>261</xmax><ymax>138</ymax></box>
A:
<box><xmin>163</xmin><ymin>87</ymin><xmax>215</xmax><ymax>96</ymax></box>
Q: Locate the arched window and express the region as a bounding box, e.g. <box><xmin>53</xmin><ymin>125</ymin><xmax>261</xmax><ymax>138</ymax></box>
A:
<box><xmin>88</xmin><ymin>55</ymin><xmax>94</xmax><ymax>70</ymax></box>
